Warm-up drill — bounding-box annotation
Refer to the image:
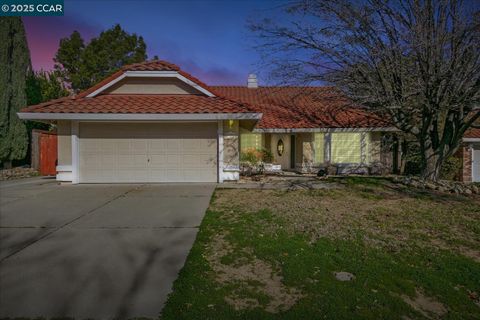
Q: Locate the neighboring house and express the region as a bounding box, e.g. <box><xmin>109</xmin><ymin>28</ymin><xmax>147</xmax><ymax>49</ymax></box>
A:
<box><xmin>18</xmin><ymin>60</ymin><xmax>398</xmax><ymax>184</ymax></box>
<box><xmin>460</xmin><ymin>128</ymin><xmax>480</xmax><ymax>182</ymax></box>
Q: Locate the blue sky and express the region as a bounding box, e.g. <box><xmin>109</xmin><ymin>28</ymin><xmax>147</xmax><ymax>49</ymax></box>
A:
<box><xmin>24</xmin><ymin>0</ymin><xmax>288</xmax><ymax>85</ymax></box>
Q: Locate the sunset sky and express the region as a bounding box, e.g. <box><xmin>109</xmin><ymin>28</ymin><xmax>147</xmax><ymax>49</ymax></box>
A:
<box><xmin>23</xmin><ymin>0</ymin><xmax>288</xmax><ymax>86</ymax></box>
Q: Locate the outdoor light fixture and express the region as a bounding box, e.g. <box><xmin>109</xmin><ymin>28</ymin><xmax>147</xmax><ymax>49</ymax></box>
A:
<box><xmin>228</xmin><ymin>119</ymin><xmax>234</xmax><ymax>129</ymax></box>
<box><xmin>277</xmin><ymin>139</ymin><xmax>284</xmax><ymax>156</ymax></box>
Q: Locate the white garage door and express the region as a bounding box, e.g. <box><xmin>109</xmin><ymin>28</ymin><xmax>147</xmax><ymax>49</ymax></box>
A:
<box><xmin>79</xmin><ymin>122</ymin><xmax>218</xmax><ymax>183</ymax></box>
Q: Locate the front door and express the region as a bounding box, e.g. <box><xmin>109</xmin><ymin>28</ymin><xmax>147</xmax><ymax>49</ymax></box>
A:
<box><xmin>271</xmin><ymin>134</ymin><xmax>291</xmax><ymax>170</ymax></box>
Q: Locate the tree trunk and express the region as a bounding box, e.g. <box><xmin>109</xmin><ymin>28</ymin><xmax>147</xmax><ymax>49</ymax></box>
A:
<box><xmin>421</xmin><ymin>148</ymin><xmax>443</xmax><ymax>182</ymax></box>
<box><xmin>399</xmin><ymin>138</ymin><xmax>408</xmax><ymax>175</ymax></box>
<box><xmin>3</xmin><ymin>161</ymin><xmax>12</xmax><ymax>169</ymax></box>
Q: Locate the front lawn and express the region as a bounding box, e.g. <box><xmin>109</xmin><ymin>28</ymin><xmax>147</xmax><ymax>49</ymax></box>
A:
<box><xmin>162</xmin><ymin>178</ymin><xmax>480</xmax><ymax>319</ymax></box>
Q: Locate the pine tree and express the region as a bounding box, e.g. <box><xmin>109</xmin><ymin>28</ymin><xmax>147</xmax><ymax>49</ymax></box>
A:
<box><xmin>0</xmin><ymin>17</ymin><xmax>30</xmax><ymax>167</ymax></box>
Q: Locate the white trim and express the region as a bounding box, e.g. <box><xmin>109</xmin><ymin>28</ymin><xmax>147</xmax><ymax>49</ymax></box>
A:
<box><xmin>56</xmin><ymin>165</ymin><xmax>72</xmax><ymax>172</ymax></box>
<box><xmin>472</xmin><ymin>147</ymin><xmax>475</xmax><ymax>182</ymax></box>
<box><xmin>224</xmin><ymin>165</ymin><xmax>240</xmax><ymax>172</ymax></box>
<box><xmin>17</xmin><ymin>112</ymin><xmax>262</xmax><ymax>121</ymax></box>
<box><xmin>464</xmin><ymin>138</ymin><xmax>480</xmax><ymax>142</ymax></box>
<box><xmin>221</xmin><ymin>171</ymin><xmax>239</xmax><ymax>181</ymax></box>
<box><xmin>71</xmin><ymin>121</ymin><xmax>79</xmax><ymax>184</ymax></box>
<box><xmin>218</xmin><ymin>121</ymin><xmax>224</xmax><ymax>183</ymax></box>
<box><xmin>85</xmin><ymin>73</ymin><xmax>127</xmax><ymax>98</ymax></box>
<box><xmin>253</xmin><ymin>127</ymin><xmax>399</xmax><ymax>133</ymax></box>
<box><xmin>56</xmin><ymin>165</ymin><xmax>73</xmax><ymax>182</ymax></box>
<box><xmin>86</xmin><ymin>71</ymin><xmax>216</xmax><ymax>97</ymax></box>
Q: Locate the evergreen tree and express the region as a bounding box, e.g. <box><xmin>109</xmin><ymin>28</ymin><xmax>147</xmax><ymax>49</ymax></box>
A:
<box><xmin>25</xmin><ymin>70</ymin><xmax>70</xmax><ymax>133</ymax></box>
<box><xmin>0</xmin><ymin>17</ymin><xmax>29</xmax><ymax>167</ymax></box>
<box><xmin>54</xmin><ymin>24</ymin><xmax>147</xmax><ymax>92</ymax></box>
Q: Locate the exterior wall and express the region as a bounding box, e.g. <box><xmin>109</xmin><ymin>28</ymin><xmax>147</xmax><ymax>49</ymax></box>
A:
<box><xmin>221</xmin><ymin>120</ymin><xmax>240</xmax><ymax>181</ymax></box>
<box><xmin>257</xmin><ymin>131</ymin><xmax>395</xmax><ymax>174</ymax></box>
<box><xmin>105</xmin><ymin>77</ymin><xmax>200</xmax><ymax>95</ymax></box>
<box><xmin>56</xmin><ymin>120</ymin><xmax>73</xmax><ymax>181</ymax></box>
<box><xmin>369</xmin><ymin>132</ymin><xmax>382</xmax><ymax>163</ymax></box>
<box><xmin>57</xmin><ymin>121</ymin><xmax>71</xmax><ymax>165</ymax></box>
<box><xmin>295</xmin><ymin>133</ymin><xmax>314</xmax><ymax>172</ymax></box>
<box><xmin>462</xmin><ymin>145</ymin><xmax>472</xmax><ymax>183</ymax></box>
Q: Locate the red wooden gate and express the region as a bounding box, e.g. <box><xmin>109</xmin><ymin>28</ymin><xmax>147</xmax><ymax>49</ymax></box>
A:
<box><xmin>39</xmin><ymin>132</ymin><xmax>57</xmax><ymax>176</ymax></box>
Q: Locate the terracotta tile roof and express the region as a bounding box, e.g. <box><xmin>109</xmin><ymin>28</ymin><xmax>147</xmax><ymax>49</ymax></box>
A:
<box><xmin>212</xmin><ymin>86</ymin><xmax>391</xmax><ymax>129</ymax></box>
<box><xmin>76</xmin><ymin>60</ymin><xmax>214</xmax><ymax>98</ymax></box>
<box><xmin>21</xmin><ymin>95</ymin><xmax>257</xmax><ymax>114</ymax></box>
<box><xmin>465</xmin><ymin>128</ymin><xmax>480</xmax><ymax>139</ymax></box>
<box><xmin>122</xmin><ymin>60</ymin><xmax>180</xmax><ymax>71</ymax></box>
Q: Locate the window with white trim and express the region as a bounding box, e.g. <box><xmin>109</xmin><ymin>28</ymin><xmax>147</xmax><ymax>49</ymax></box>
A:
<box><xmin>240</xmin><ymin>133</ymin><xmax>263</xmax><ymax>151</ymax></box>
<box><xmin>314</xmin><ymin>133</ymin><xmax>325</xmax><ymax>163</ymax></box>
<box><xmin>331</xmin><ymin>133</ymin><xmax>362</xmax><ymax>164</ymax></box>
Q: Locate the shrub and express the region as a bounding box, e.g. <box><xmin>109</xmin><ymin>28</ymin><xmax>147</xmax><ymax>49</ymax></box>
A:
<box><xmin>440</xmin><ymin>156</ymin><xmax>462</xmax><ymax>181</ymax></box>
<box><xmin>404</xmin><ymin>143</ymin><xmax>422</xmax><ymax>175</ymax></box>
<box><xmin>262</xmin><ymin>149</ymin><xmax>274</xmax><ymax>163</ymax></box>
<box><xmin>240</xmin><ymin>148</ymin><xmax>274</xmax><ymax>164</ymax></box>
<box><xmin>240</xmin><ymin>148</ymin><xmax>262</xmax><ymax>163</ymax></box>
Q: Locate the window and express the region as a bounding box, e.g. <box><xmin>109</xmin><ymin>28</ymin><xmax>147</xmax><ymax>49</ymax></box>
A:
<box><xmin>331</xmin><ymin>133</ymin><xmax>362</xmax><ymax>164</ymax></box>
<box><xmin>240</xmin><ymin>133</ymin><xmax>262</xmax><ymax>152</ymax></box>
<box><xmin>314</xmin><ymin>133</ymin><xmax>325</xmax><ymax>163</ymax></box>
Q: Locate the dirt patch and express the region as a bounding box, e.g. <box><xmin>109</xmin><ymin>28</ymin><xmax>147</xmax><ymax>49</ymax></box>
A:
<box><xmin>401</xmin><ymin>288</ymin><xmax>447</xmax><ymax>319</ymax></box>
<box><xmin>206</xmin><ymin>234</ymin><xmax>304</xmax><ymax>313</ymax></box>
<box><xmin>210</xmin><ymin>188</ymin><xmax>480</xmax><ymax>256</ymax></box>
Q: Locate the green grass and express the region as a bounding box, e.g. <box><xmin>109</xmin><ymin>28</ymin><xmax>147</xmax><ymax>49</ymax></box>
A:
<box><xmin>162</xmin><ymin>178</ymin><xmax>480</xmax><ymax>319</ymax></box>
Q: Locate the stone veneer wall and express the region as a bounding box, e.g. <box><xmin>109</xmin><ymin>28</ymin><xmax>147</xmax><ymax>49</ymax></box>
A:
<box><xmin>223</xmin><ymin>120</ymin><xmax>240</xmax><ymax>168</ymax></box>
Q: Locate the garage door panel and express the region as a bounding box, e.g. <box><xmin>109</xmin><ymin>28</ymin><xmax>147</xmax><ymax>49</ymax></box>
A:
<box><xmin>148</xmin><ymin>140</ymin><xmax>167</xmax><ymax>153</ymax></box>
<box><xmin>79</xmin><ymin>123</ymin><xmax>217</xmax><ymax>183</ymax></box>
<box><xmin>166</xmin><ymin>154</ymin><xmax>181</xmax><ymax>165</ymax></box>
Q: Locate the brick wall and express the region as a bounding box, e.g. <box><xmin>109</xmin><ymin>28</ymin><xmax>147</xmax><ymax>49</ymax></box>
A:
<box><xmin>462</xmin><ymin>145</ymin><xmax>472</xmax><ymax>183</ymax></box>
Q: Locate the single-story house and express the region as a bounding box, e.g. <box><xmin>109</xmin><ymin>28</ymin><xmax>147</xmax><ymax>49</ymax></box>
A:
<box><xmin>460</xmin><ymin>128</ymin><xmax>480</xmax><ymax>182</ymax></box>
<box><xmin>18</xmin><ymin>60</ymin><xmax>399</xmax><ymax>184</ymax></box>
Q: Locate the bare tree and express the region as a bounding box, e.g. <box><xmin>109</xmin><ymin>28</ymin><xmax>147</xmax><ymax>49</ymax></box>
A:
<box><xmin>250</xmin><ymin>0</ymin><xmax>480</xmax><ymax>181</ymax></box>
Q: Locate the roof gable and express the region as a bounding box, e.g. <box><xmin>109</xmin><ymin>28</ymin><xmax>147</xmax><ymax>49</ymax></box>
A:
<box><xmin>76</xmin><ymin>60</ymin><xmax>216</xmax><ymax>98</ymax></box>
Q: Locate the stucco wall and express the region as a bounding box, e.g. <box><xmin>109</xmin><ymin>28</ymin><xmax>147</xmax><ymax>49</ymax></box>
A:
<box><xmin>57</xmin><ymin>120</ymin><xmax>71</xmax><ymax>166</ymax></box>
<box><xmin>369</xmin><ymin>132</ymin><xmax>382</xmax><ymax>163</ymax></box>
<box><xmin>295</xmin><ymin>133</ymin><xmax>314</xmax><ymax>172</ymax></box>
<box><xmin>106</xmin><ymin>77</ymin><xmax>200</xmax><ymax>95</ymax></box>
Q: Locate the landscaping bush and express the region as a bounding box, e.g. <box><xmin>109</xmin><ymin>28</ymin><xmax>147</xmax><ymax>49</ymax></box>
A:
<box><xmin>240</xmin><ymin>148</ymin><xmax>274</xmax><ymax>164</ymax></box>
<box><xmin>404</xmin><ymin>143</ymin><xmax>422</xmax><ymax>176</ymax></box>
<box><xmin>262</xmin><ymin>149</ymin><xmax>274</xmax><ymax>163</ymax></box>
<box><xmin>240</xmin><ymin>148</ymin><xmax>275</xmax><ymax>176</ymax></box>
<box><xmin>405</xmin><ymin>143</ymin><xmax>462</xmax><ymax>181</ymax></box>
<box><xmin>240</xmin><ymin>148</ymin><xmax>262</xmax><ymax>164</ymax></box>
<box><xmin>440</xmin><ymin>156</ymin><xmax>462</xmax><ymax>181</ymax></box>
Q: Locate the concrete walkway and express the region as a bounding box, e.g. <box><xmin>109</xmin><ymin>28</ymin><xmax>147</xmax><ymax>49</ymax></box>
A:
<box><xmin>0</xmin><ymin>179</ymin><xmax>214</xmax><ymax>319</ymax></box>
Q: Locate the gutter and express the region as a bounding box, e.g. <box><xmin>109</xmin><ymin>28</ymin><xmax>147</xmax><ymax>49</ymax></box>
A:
<box><xmin>17</xmin><ymin>112</ymin><xmax>263</xmax><ymax>121</ymax></box>
<box><xmin>253</xmin><ymin>127</ymin><xmax>399</xmax><ymax>133</ymax></box>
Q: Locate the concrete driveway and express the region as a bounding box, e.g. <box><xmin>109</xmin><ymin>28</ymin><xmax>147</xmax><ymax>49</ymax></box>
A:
<box><xmin>0</xmin><ymin>178</ymin><xmax>215</xmax><ymax>319</ymax></box>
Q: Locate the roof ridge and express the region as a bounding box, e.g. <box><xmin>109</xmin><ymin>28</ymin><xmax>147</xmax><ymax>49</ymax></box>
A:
<box><xmin>210</xmin><ymin>85</ymin><xmax>336</xmax><ymax>89</ymax></box>
<box><xmin>122</xmin><ymin>59</ymin><xmax>180</xmax><ymax>71</ymax></box>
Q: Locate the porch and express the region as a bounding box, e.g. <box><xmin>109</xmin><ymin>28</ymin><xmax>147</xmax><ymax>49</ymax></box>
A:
<box><xmin>239</xmin><ymin>130</ymin><xmax>398</xmax><ymax>175</ymax></box>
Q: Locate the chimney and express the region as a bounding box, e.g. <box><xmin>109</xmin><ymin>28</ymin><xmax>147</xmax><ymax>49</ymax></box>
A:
<box><xmin>247</xmin><ymin>74</ymin><xmax>258</xmax><ymax>88</ymax></box>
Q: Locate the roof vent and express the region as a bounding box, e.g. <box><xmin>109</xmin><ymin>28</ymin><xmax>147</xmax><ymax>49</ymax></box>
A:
<box><xmin>247</xmin><ymin>74</ymin><xmax>258</xmax><ymax>89</ymax></box>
